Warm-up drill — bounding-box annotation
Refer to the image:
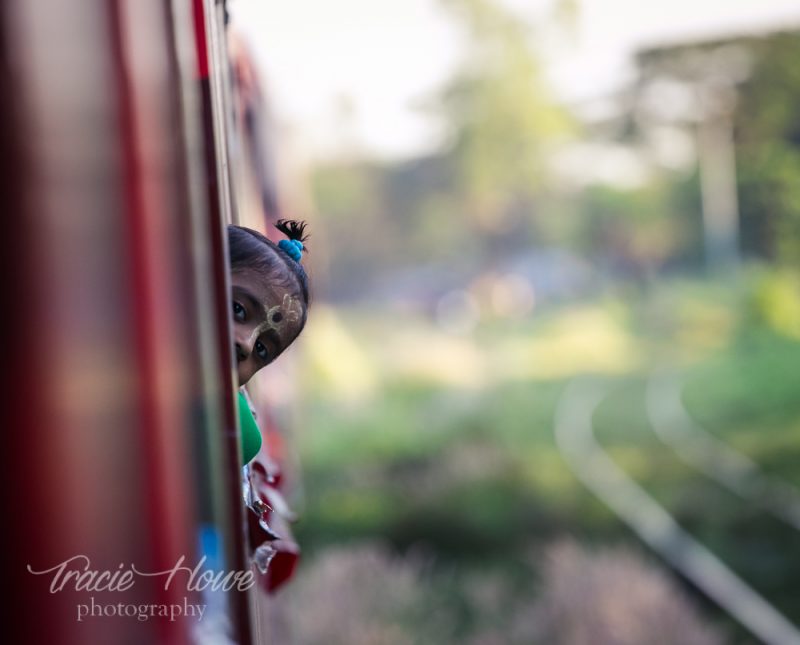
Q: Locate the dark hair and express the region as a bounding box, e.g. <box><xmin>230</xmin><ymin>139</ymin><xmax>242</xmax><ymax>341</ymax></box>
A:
<box><xmin>227</xmin><ymin>220</ymin><xmax>311</xmax><ymax>330</ymax></box>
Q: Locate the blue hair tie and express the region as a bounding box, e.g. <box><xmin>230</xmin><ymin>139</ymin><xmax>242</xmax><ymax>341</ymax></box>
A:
<box><xmin>278</xmin><ymin>238</ymin><xmax>303</xmax><ymax>262</ymax></box>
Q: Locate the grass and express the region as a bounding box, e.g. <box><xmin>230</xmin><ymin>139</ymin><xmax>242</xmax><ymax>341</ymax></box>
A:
<box><xmin>290</xmin><ymin>273</ymin><xmax>800</xmax><ymax>641</ymax></box>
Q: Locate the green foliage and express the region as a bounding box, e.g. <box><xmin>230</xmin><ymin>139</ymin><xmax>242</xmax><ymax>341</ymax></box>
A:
<box><xmin>735</xmin><ymin>32</ymin><xmax>800</xmax><ymax>265</ymax></box>
<box><xmin>295</xmin><ymin>278</ymin><xmax>800</xmax><ymax>639</ymax></box>
<box><xmin>312</xmin><ymin>162</ymin><xmax>383</xmax><ymax>224</ymax></box>
<box><xmin>570</xmin><ymin>182</ymin><xmax>695</xmax><ymax>270</ymax></box>
<box><xmin>593</xmin><ymin>339</ymin><xmax>800</xmax><ymax>621</ymax></box>
<box><xmin>309</xmin><ymin>161</ymin><xmax>400</xmax><ymax>293</ymax></box>
<box><xmin>308</xmin><ymin>0</ymin><xmax>575</xmax><ymax>293</ymax></box>
<box><xmin>437</xmin><ymin>0</ymin><xmax>573</xmax><ymax>231</ymax></box>
<box><xmin>634</xmin><ymin>30</ymin><xmax>800</xmax><ymax>267</ymax></box>
<box><xmin>308</xmin><ymin>16</ymin><xmax>800</xmax><ymax>301</ymax></box>
<box><xmin>741</xmin><ymin>267</ymin><xmax>800</xmax><ymax>339</ymax></box>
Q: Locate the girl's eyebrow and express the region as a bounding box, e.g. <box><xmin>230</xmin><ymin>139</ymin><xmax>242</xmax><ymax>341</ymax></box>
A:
<box><xmin>233</xmin><ymin>287</ymin><xmax>265</xmax><ymax>320</ymax></box>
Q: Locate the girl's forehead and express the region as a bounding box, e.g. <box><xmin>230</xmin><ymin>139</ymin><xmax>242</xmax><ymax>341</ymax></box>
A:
<box><xmin>231</xmin><ymin>270</ymin><xmax>303</xmax><ymax>316</ymax></box>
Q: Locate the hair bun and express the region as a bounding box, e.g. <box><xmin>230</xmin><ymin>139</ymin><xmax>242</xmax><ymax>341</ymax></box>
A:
<box><xmin>275</xmin><ymin>219</ymin><xmax>310</xmax><ymax>246</ymax></box>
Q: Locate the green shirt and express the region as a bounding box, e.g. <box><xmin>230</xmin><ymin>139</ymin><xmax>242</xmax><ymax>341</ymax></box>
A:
<box><xmin>238</xmin><ymin>391</ymin><xmax>262</xmax><ymax>464</ymax></box>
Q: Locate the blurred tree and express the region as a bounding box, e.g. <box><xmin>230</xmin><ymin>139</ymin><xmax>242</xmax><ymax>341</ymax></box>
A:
<box><xmin>436</xmin><ymin>0</ymin><xmax>573</xmax><ymax>241</ymax></box>
<box><xmin>310</xmin><ymin>0</ymin><xmax>576</xmax><ymax>300</ymax></box>
<box><xmin>570</xmin><ymin>181</ymin><xmax>699</xmax><ymax>281</ymax></box>
<box><xmin>735</xmin><ymin>32</ymin><xmax>800</xmax><ymax>266</ymax></box>
<box><xmin>310</xmin><ymin>160</ymin><xmax>393</xmax><ymax>298</ymax></box>
<box><xmin>632</xmin><ymin>30</ymin><xmax>800</xmax><ymax>268</ymax></box>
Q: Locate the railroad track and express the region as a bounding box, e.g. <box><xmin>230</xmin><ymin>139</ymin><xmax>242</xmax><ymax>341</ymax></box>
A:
<box><xmin>554</xmin><ymin>377</ymin><xmax>800</xmax><ymax>645</ymax></box>
<box><xmin>646</xmin><ymin>369</ymin><xmax>800</xmax><ymax>532</ymax></box>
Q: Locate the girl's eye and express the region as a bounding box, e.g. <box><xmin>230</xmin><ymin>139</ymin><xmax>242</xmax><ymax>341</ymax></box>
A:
<box><xmin>255</xmin><ymin>341</ymin><xmax>270</xmax><ymax>362</ymax></box>
<box><xmin>233</xmin><ymin>301</ymin><xmax>246</xmax><ymax>321</ymax></box>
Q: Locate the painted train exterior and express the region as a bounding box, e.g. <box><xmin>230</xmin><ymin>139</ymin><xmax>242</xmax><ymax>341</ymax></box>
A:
<box><xmin>4</xmin><ymin>1</ymin><xmax>296</xmax><ymax>642</ymax></box>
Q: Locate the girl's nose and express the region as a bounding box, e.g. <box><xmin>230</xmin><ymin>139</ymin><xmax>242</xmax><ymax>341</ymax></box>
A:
<box><xmin>236</xmin><ymin>339</ymin><xmax>253</xmax><ymax>363</ymax></box>
<box><xmin>235</xmin><ymin>342</ymin><xmax>248</xmax><ymax>363</ymax></box>
<box><xmin>235</xmin><ymin>328</ymin><xmax>257</xmax><ymax>361</ymax></box>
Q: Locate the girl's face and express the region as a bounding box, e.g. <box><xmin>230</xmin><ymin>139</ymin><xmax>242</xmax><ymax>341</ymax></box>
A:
<box><xmin>231</xmin><ymin>270</ymin><xmax>304</xmax><ymax>386</ymax></box>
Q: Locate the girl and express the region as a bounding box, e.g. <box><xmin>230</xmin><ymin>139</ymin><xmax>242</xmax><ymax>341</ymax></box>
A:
<box><xmin>227</xmin><ymin>219</ymin><xmax>310</xmax><ymax>463</ymax></box>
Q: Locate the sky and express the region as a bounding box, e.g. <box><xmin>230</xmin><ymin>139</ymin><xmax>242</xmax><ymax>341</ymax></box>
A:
<box><xmin>230</xmin><ymin>0</ymin><xmax>800</xmax><ymax>161</ymax></box>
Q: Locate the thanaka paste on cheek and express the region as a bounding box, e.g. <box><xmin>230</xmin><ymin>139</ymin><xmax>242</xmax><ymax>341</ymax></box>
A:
<box><xmin>263</xmin><ymin>293</ymin><xmax>303</xmax><ymax>343</ymax></box>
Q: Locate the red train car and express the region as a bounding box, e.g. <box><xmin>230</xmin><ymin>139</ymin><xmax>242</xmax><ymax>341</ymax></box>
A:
<box><xmin>4</xmin><ymin>1</ymin><xmax>295</xmax><ymax>642</ymax></box>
